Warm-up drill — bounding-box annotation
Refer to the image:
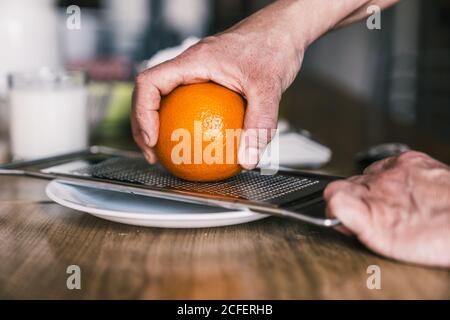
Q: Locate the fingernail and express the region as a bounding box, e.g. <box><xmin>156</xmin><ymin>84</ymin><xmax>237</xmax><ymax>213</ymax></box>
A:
<box><xmin>141</xmin><ymin>130</ymin><xmax>152</xmax><ymax>147</ymax></box>
<box><xmin>238</xmin><ymin>147</ymin><xmax>260</xmax><ymax>170</ymax></box>
<box><xmin>144</xmin><ymin>150</ymin><xmax>156</xmax><ymax>164</ymax></box>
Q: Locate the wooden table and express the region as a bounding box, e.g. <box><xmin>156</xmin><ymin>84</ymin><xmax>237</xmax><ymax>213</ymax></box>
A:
<box><xmin>1</xmin><ymin>78</ymin><xmax>449</xmax><ymax>299</ymax></box>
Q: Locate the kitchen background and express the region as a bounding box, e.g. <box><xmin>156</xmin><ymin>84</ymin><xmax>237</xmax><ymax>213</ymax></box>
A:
<box><xmin>0</xmin><ymin>0</ymin><xmax>448</xmax><ymax>164</ymax></box>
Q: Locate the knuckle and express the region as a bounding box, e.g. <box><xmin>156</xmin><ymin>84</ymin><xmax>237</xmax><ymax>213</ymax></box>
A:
<box><xmin>134</xmin><ymin>72</ymin><xmax>147</xmax><ymax>87</ymax></box>
<box><xmin>364</xmin><ymin>157</ymin><xmax>389</xmax><ymax>172</ymax></box>
<box><xmin>397</xmin><ymin>150</ymin><xmax>427</xmax><ymax>163</ymax></box>
<box><xmin>348</xmin><ymin>174</ymin><xmax>365</xmax><ymax>183</ymax></box>
<box><xmin>363</xmin><ymin>165</ymin><xmax>377</xmax><ymax>175</ymax></box>
<box><xmin>134</xmin><ymin>111</ymin><xmax>148</xmax><ymax>124</ymax></box>
<box><xmin>201</xmin><ymin>35</ymin><xmax>219</xmax><ymax>44</ymax></box>
<box><xmin>324</xmin><ymin>180</ymin><xmax>350</xmax><ymax>198</ymax></box>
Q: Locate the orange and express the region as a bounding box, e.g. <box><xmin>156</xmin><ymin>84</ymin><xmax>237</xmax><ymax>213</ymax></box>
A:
<box><xmin>155</xmin><ymin>82</ymin><xmax>245</xmax><ymax>182</ymax></box>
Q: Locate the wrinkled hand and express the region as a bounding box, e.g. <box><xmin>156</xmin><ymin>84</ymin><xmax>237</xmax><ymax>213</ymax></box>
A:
<box><xmin>131</xmin><ymin>0</ymin><xmax>401</xmax><ymax>168</ymax></box>
<box><xmin>325</xmin><ymin>151</ymin><xmax>450</xmax><ymax>267</ymax></box>
<box><xmin>132</xmin><ymin>8</ymin><xmax>303</xmax><ymax>169</ymax></box>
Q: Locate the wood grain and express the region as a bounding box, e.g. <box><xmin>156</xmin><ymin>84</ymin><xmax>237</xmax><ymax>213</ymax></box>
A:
<box><xmin>1</xmin><ymin>78</ymin><xmax>449</xmax><ymax>299</ymax></box>
<box><xmin>0</xmin><ymin>174</ymin><xmax>449</xmax><ymax>299</ymax></box>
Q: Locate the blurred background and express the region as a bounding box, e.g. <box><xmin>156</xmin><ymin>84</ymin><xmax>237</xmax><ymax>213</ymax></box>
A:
<box><xmin>0</xmin><ymin>0</ymin><xmax>449</xmax><ymax>174</ymax></box>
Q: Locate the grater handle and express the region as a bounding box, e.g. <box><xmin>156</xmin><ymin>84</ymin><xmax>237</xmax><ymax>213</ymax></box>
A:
<box><xmin>277</xmin><ymin>209</ymin><xmax>341</xmax><ymax>227</ymax></box>
<box><xmin>248</xmin><ymin>206</ymin><xmax>341</xmax><ymax>227</ymax></box>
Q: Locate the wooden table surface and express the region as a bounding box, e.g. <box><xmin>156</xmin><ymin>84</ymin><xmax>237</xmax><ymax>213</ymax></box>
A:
<box><xmin>1</xmin><ymin>78</ymin><xmax>449</xmax><ymax>299</ymax></box>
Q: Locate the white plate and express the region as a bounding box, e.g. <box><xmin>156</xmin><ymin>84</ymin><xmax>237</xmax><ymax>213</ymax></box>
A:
<box><xmin>45</xmin><ymin>180</ymin><xmax>268</xmax><ymax>228</ymax></box>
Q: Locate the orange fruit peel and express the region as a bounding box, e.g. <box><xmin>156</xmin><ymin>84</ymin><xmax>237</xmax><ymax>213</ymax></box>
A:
<box><xmin>155</xmin><ymin>82</ymin><xmax>245</xmax><ymax>182</ymax></box>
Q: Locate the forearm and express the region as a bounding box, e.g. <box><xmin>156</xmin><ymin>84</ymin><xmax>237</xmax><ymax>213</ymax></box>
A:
<box><xmin>336</xmin><ymin>0</ymin><xmax>400</xmax><ymax>28</ymax></box>
<box><xmin>230</xmin><ymin>0</ymin><xmax>399</xmax><ymax>59</ymax></box>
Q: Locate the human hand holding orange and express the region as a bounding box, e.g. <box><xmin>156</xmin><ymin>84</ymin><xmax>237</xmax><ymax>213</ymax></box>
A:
<box><xmin>132</xmin><ymin>0</ymin><xmax>398</xmax><ymax>170</ymax></box>
<box><xmin>132</xmin><ymin>0</ymin><xmax>307</xmax><ymax>170</ymax></box>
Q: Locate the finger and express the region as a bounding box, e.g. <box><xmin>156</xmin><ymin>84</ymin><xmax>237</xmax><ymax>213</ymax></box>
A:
<box><xmin>323</xmin><ymin>180</ymin><xmax>368</xmax><ymax>201</ymax></box>
<box><xmin>132</xmin><ymin>58</ymin><xmax>210</xmax><ymax>150</ymax></box>
<box><xmin>237</xmin><ymin>90</ymin><xmax>280</xmax><ymax>170</ymax></box>
<box><xmin>130</xmin><ymin>90</ymin><xmax>159</xmax><ymax>164</ymax></box>
<box><xmin>324</xmin><ymin>204</ymin><xmax>354</xmax><ymax>235</ymax></box>
<box><xmin>348</xmin><ymin>174</ymin><xmax>367</xmax><ymax>184</ymax></box>
<box><xmin>324</xmin><ymin>180</ymin><xmax>371</xmax><ymax>235</ymax></box>
<box><xmin>130</xmin><ymin>113</ymin><xmax>158</xmax><ymax>164</ymax></box>
<box><xmin>326</xmin><ymin>189</ymin><xmax>371</xmax><ymax>237</ymax></box>
<box><xmin>143</xmin><ymin>148</ymin><xmax>157</xmax><ymax>164</ymax></box>
<box><xmin>347</xmin><ymin>174</ymin><xmax>375</xmax><ymax>191</ymax></box>
<box><xmin>131</xmin><ymin>90</ymin><xmax>157</xmax><ymax>150</ymax></box>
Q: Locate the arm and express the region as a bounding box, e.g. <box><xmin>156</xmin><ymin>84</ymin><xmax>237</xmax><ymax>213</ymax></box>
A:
<box><xmin>132</xmin><ymin>0</ymin><xmax>399</xmax><ymax>167</ymax></box>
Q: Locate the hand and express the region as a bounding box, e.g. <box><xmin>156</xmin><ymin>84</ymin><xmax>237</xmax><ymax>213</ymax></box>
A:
<box><xmin>132</xmin><ymin>0</ymin><xmax>401</xmax><ymax>168</ymax></box>
<box><xmin>324</xmin><ymin>151</ymin><xmax>450</xmax><ymax>267</ymax></box>
<box><xmin>132</xmin><ymin>2</ymin><xmax>305</xmax><ymax>169</ymax></box>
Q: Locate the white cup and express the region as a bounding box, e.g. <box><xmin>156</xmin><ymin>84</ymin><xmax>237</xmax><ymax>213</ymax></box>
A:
<box><xmin>8</xmin><ymin>69</ymin><xmax>88</xmax><ymax>160</ymax></box>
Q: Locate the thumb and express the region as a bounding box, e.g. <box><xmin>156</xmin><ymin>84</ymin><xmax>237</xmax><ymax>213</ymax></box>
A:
<box><xmin>238</xmin><ymin>91</ymin><xmax>280</xmax><ymax>170</ymax></box>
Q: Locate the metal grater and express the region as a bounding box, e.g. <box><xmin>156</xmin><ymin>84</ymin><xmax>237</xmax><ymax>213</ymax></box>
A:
<box><xmin>0</xmin><ymin>147</ymin><xmax>340</xmax><ymax>226</ymax></box>
<box><xmin>73</xmin><ymin>157</ymin><xmax>320</xmax><ymax>203</ymax></box>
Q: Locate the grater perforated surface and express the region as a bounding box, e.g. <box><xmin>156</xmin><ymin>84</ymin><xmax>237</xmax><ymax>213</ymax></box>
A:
<box><xmin>73</xmin><ymin>157</ymin><xmax>320</xmax><ymax>202</ymax></box>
